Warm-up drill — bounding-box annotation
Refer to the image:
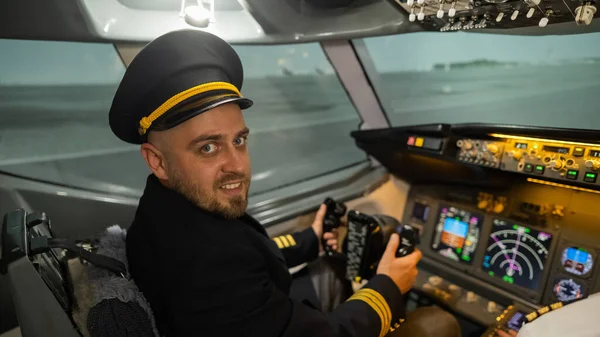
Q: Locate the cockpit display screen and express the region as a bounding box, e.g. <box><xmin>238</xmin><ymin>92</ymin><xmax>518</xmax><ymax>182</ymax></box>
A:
<box><xmin>431</xmin><ymin>206</ymin><xmax>482</xmax><ymax>264</ymax></box>
<box><xmin>561</xmin><ymin>247</ymin><xmax>594</xmax><ymax>276</ymax></box>
<box><xmin>482</xmin><ymin>219</ymin><xmax>552</xmax><ymax>291</ymax></box>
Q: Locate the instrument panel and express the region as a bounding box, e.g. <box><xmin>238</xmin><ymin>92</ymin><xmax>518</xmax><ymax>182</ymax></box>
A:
<box><xmin>387</xmin><ymin>0</ymin><xmax>599</xmax><ymax>32</ymax></box>
<box><xmin>401</xmin><ymin>183</ymin><xmax>600</xmax><ymax>326</ymax></box>
<box><xmin>456</xmin><ymin>136</ymin><xmax>600</xmax><ymax>188</ymax></box>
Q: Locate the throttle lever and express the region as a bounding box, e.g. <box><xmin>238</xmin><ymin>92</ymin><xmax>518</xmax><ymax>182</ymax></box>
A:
<box><xmin>322</xmin><ymin>197</ymin><xmax>347</xmax><ymax>256</ymax></box>
<box><xmin>396</xmin><ymin>224</ymin><xmax>419</xmax><ymax>257</ymax></box>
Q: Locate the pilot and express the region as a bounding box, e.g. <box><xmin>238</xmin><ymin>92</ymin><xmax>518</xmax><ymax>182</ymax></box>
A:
<box><xmin>108</xmin><ymin>29</ymin><xmax>457</xmax><ymax>337</ymax></box>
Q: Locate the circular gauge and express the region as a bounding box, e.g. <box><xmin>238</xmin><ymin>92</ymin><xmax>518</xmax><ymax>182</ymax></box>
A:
<box><xmin>561</xmin><ymin>247</ymin><xmax>594</xmax><ymax>276</ymax></box>
<box><xmin>553</xmin><ymin>278</ymin><xmax>585</xmax><ymax>303</ymax></box>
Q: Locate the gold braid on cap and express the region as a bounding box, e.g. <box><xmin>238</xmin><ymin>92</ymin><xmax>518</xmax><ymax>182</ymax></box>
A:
<box><xmin>138</xmin><ymin>81</ymin><xmax>242</xmax><ymax>135</ymax></box>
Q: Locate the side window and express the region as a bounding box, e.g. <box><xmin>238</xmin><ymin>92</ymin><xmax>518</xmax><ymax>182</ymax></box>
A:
<box><xmin>0</xmin><ymin>40</ymin><xmax>366</xmax><ymax>197</ymax></box>
<box><xmin>360</xmin><ymin>32</ymin><xmax>600</xmax><ymax>130</ymax></box>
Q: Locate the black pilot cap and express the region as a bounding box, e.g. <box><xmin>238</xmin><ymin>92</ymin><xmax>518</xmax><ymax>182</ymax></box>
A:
<box><xmin>109</xmin><ymin>29</ymin><xmax>253</xmax><ymax>144</ymax></box>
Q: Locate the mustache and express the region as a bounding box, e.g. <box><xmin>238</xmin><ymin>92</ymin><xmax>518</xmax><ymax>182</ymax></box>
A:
<box><xmin>215</xmin><ymin>173</ymin><xmax>248</xmax><ymax>187</ymax></box>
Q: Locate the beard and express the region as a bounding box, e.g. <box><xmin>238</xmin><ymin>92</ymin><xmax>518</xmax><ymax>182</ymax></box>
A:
<box><xmin>168</xmin><ymin>167</ymin><xmax>249</xmax><ymax>219</ymax></box>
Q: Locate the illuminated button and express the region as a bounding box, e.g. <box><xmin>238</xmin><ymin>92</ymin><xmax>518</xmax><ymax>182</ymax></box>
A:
<box><xmin>573</xmin><ymin>147</ymin><xmax>585</xmax><ymax>157</ymax></box>
<box><xmin>415</xmin><ymin>137</ymin><xmax>424</xmax><ymax>147</ymax></box>
<box><xmin>524</xmin><ymin>163</ymin><xmax>534</xmax><ymax>172</ymax></box>
<box><xmin>584</xmin><ymin>172</ymin><xmax>597</xmax><ymax>183</ymax></box>
<box><xmin>407</xmin><ymin>136</ymin><xmax>416</xmax><ymax>146</ymax></box>
<box><xmin>566</xmin><ymin>170</ymin><xmax>578</xmax><ymax>180</ymax></box>
<box><xmin>534</xmin><ymin>165</ymin><xmax>545</xmax><ymax>174</ymax></box>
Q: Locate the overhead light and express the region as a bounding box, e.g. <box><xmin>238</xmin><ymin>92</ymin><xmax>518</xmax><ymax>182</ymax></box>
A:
<box><xmin>180</xmin><ymin>0</ymin><xmax>215</xmax><ymax>28</ymax></box>
<box><xmin>184</xmin><ymin>5</ymin><xmax>211</xmax><ymax>27</ymax></box>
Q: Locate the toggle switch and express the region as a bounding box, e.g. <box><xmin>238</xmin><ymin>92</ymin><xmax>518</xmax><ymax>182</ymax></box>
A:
<box><xmin>527</xmin><ymin>7</ymin><xmax>535</xmax><ymax>18</ymax></box>
<box><xmin>418</xmin><ymin>6</ymin><xmax>425</xmax><ymax>20</ymax></box>
<box><xmin>448</xmin><ymin>2</ymin><xmax>456</xmax><ymax>17</ymax></box>
<box><xmin>511</xmin><ymin>10</ymin><xmax>519</xmax><ymax>20</ymax></box>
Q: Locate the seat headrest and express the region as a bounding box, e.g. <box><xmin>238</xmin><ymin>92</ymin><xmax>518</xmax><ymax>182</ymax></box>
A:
<box><xmin>68</xmin><ymin>225</ymin><xmax>159</xmax><ymax>337</ymax></box>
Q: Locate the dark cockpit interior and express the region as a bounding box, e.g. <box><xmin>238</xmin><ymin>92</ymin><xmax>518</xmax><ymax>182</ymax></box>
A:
<box><xmin>1</xmin><ymin>0</ymin><xmax>599</xmax><ymax>336</ymax></box>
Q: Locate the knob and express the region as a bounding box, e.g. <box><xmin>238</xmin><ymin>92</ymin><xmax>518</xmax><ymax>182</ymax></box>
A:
<box><xmin>511</xmin><ymin>10</ymin><xmax>519</xmax><ymax>20</ymax></box>
<box><xmin>509</xmin><ymin>150</ymin><xmax>522</xmax><ymax>160</ymax></box>
<box><xmin>496</xmin><ymin>12</ymin><xmax>504</xmax><ymax>22</ymax></box>
<box><xmin>493</xmin><ymin>202</ymin><xmax>505</xmax><ymax>214</ymax></box>
<box><xmin>527</xmin><ymin>7</ymin><xmax>536</xmax><ymax>18</ymax></box>
<box><xmin>539</xmin><ymin>16</ymin><xmax>549</xmax><ymax>27</ymax></box>
<box><xmin>487</xmin><ymin>301</ymin><xmax>498</xmax><ymax>313</ymax></box>
<box><xmin>485</xmin><ymin>144</ymin><xmax>499</xmax><ymax>154</ymax></box>
<box><xmin>418</xmin><ymin>0</ymin><xmax>425</xmax><ymax>4</ymax></box>
<box><xmin>409</xmin><ymin>8</ymin><xmax>417</xmax><ymax>21</ymax></box>
<box><xmin>429</xmin><ymin>276</ymin><xmax>443</xmax><ymax>286</ymax></box>
<box><xmin>466</xmin><ymin>291</ymin><xmax>478</xmax><ymax>303</ymax></box>
<box><xmin>407</xmin><ymin>0</ymin><xmax>415</xmax><ymax>5</ymax></box>
<box><xmin>550</xmin><ymin>160</ymin><xmax>564</xmax><ymax>170</ymax></box>
<box><xmin>478</xmin><ymin>199</ymin><xmax>489</xmax><ymax>210</ymax></box>
<box><xmin>463</xmin><ymin>141</ymin><xmax>473</xmax><ymax>150</ymax></box>
<box><xmin>448</xmin><ymin>284</ymin><xmax>460</xmax><ymax>292</ymax></box>
<box><xmin>575</xmin><ymin>4</ymin><xmax>596</xmax><ymax>25</ymax></box>
<box><xmin>585</xmin><ymin>160</ymin><xmax>599</xmax><ymax>170</ymax></box>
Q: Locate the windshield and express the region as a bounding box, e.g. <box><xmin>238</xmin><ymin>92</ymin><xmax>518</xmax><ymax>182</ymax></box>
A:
<box><xmin>362</xmin><ymin>32</ymin><xmax>600</xmax><ymax>130</ymax></box>
<box><xmin>0</xmin><ymin>40</ymin><xmax>365</xmax><ymax>197</ymax></box>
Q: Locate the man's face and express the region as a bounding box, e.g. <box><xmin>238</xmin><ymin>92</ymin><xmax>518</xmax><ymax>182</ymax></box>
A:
<box><xmin>147</xmin><ymin>103</ymin><xmax>251</xmax><ymax>219</ymax></box>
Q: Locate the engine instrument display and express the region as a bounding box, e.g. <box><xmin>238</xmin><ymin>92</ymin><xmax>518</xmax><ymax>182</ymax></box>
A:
<box><xmin>431</xmin><ymin>206</ymin><xmax>483</xmax><ymax>264</ymax></box>
<box><xmin>561</xmin><ymin>247</ymin><xmax>594</xmax><ymax>276</ymax></box>
<box><xmin>482</xmin><ymin>219</ymin><xmax>553</xmax><ymax>291</ymax></box>
<box><xmin>552</xmin><ymin>277</ymin><xmax>585</xmax><ymax>303</ymax></box>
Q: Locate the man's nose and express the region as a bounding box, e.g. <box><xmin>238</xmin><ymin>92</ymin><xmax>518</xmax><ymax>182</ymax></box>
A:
<box><xmin>222</xmin><ymin>146</ymin><xmax>246</xmax><ymax>173</ymax></box>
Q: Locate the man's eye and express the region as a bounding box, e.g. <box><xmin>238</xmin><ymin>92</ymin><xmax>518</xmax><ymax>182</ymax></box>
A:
<box><xmin>201</xmin><ymin>143</ymin><xmax>217</xmax><ymax>153</ymax></box>
<box><xmin>234</xmin><ymin>137</ymin><xmax>247</xmax><ymax>146</ymax></box>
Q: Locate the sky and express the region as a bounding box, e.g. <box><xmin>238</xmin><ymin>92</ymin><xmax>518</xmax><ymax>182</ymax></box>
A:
<box><xmin>1</xmin><ymin>31</ymin><xmax>599</xmax><ymax>85</ymax></box>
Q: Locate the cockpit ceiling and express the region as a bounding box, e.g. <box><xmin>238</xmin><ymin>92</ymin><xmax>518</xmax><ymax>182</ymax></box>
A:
<box><xmin>0</xmin><ymin>0</ymin><xmax>599</xmax><ymax>43</ymax></box>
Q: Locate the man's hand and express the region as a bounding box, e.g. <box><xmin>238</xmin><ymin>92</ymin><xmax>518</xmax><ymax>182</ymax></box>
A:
<box><xmin>376</xmin><ymin>233</ymin><xmax>422</xmax><ymax>294</ymax></box>
<box><xmin>312</xmin><ymin>204</ymin><xmax>340</xmax><ymax>252</ymax></box>
<box><xmin>495</xmin><ymin>329</ymin><xmax>518</xmax><ymax>337</ymax></box>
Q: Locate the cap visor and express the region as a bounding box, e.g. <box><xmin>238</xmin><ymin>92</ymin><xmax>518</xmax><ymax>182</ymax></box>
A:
<box><xmin>151</xmin><ymin>95</ymin><xmax>253</xmax><ymax>132</ymax></box>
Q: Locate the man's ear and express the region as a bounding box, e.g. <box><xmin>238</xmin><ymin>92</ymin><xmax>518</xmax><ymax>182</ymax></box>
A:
<box><xmin>140</xmin><ymin>142</ymin><xmax>169</xmax><ymax>180</ymax></box>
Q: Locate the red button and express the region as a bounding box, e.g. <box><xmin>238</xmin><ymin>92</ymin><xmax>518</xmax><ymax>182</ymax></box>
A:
<box><xmin>407</xmin><ymin>136</ymin><xmax>416</xmax><ymax>146</ymax></box>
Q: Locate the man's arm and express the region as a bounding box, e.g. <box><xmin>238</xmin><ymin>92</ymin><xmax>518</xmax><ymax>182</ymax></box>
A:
<box><xmin>164</xmin><ymin>232</ymin><xmax>419</xmax><ymax>337</ymax></box>
<box><xmin>272</xmin><ymin>227</ymin><xmax>320</xmax><ymax>268</ymax></box>
<box><xmin>272</xmin><ymin>204</ymin><xmax>340</xmax><ymax>268</ymax></box>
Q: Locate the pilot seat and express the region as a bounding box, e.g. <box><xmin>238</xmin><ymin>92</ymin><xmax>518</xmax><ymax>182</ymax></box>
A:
<box><xmin>0</xmin><ymin>208</ymin><xmax>158</xmax><ymax>337</ymax></box>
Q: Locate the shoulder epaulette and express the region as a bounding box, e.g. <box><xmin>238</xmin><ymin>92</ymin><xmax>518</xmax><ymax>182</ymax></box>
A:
<box><xmin>347</xmin><ymin>288</ymin><xmax>392</xmax><ymax>337</ymax></box>
<box><xmin>272</xmin><ymin>234</ymin><xmax>297</xmax><ymax>249</ymax></box>
<box><xmin>525</xmin><ymin>301</ymin><xmax>564</xmax><ymax>323</ymax></box>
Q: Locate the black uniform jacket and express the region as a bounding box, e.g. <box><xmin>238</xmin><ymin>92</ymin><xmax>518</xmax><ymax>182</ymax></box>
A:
<box><xmin>127</xmin><ymin>175</ymin><xmax>406</xmax><ymax>337</ymax></box>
